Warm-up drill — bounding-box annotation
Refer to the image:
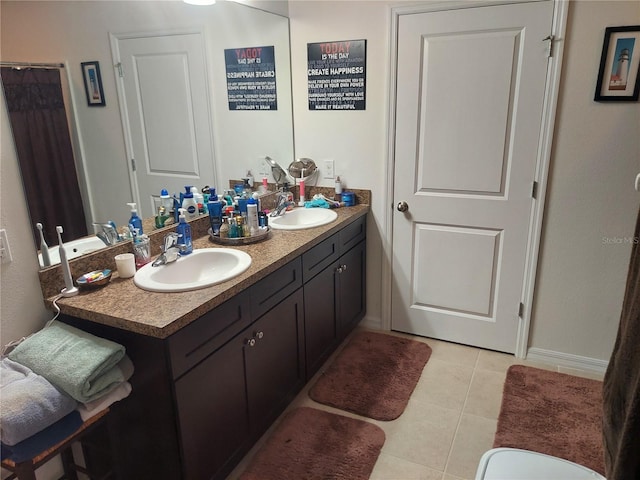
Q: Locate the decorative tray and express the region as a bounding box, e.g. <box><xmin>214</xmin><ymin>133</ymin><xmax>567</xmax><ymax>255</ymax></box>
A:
<box><xmin>208</xmin><ymin>227</ymin><xmax>271</xmax><ymax>245</ymax></box>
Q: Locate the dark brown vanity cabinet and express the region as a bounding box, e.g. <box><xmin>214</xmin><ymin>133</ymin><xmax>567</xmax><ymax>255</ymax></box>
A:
<box><xmin>174</xmin><ymin>259</ymin><xmax>305</xmax><ymax>480</ymax></box>
<box><xmin>303</xmin><ymin>216</ymin><xmax>366</xmax><ymax>378</ymax></box>
<box><xmin>174</xmin><ymin>286</ymin><xmax>305</xmax><ymax>480</ymax></box>
<box><xmin>63</xmin><ymin>214</ymin><xmax>366</xmax><ymax>480</ymax></box>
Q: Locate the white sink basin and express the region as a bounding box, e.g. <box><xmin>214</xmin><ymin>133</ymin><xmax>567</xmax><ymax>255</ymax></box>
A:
<box><xmin>39</xmin><ymin>235</ymin><xmax>106</xmax><ymax>267</ymax></box>
<box><xmin>133</xmin><ymin>248</ymin><xmax>251</xmax><ymax>293</ymax></box>
<box><xmin>269</xmin><ymin>208</ymin><xmax>338</xmax><ymax>230</ymax></box>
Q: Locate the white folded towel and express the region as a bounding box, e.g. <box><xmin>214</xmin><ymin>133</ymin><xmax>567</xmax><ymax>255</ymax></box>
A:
<box><xmin>78</xmin><ymin>382</ymin><xmax>132</xmax><ymax>421</ymax></box>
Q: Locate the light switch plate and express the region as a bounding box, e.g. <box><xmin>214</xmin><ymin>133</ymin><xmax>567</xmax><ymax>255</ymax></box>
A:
<box><xmin>0</xmin><ymin>229</ymin><xmax>13</xmax><ymax>263</ymax></box>
<box><xmin>323</xmin><ymin>159</ymin><xmax>335</xmax><ymax>179</ymax></box>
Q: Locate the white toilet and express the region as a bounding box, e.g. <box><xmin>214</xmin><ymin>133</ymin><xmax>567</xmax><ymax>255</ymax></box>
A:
<box><xmin>475</xmin><ymin>448</ymin><xmax>606</xmax><ymax>480</ymax></box>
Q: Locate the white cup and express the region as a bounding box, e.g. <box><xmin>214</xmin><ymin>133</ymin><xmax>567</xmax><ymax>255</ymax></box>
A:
<box><xmin>115</xmin><ymin>253</ymin><xmax>136</xmax><ymax>279</ymax></box>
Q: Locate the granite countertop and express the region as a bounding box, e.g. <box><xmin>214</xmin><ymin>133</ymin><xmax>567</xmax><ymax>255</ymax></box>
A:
<box><xmin>45</xmin><ymin>204</ymin><xmax>369</xmax><ymax>339</ymax></box>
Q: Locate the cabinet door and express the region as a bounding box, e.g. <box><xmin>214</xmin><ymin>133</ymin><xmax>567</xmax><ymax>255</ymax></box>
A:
<box><xmin>174</xmin><ymin>337</ymin><xmax>249</xmax><ymax>480</ymax></box>
<box><xmin>304</xmin><ymin>263</ymin><xmax>338</xmax><ymax>379</ymax></box>
<box><xmin>245</xmin><ymin>288</ymin><xmax>305</xmax><ymax>435</ymax></box>
<box><xmin>338</xmin><ymin>240</ymin><xmax>366</xmax><ymax>335</ymax></box>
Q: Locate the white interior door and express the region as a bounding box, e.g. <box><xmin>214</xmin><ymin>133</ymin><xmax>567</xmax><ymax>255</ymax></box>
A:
<box><xmin>113</xmin><ymin>31</ymin><xmax>216</xmax><ymax>217</ymax></box>
<box><xmin>391</xmin><ymin>1</ymin><xmax>554</xmax><ymax>353</ymax></box>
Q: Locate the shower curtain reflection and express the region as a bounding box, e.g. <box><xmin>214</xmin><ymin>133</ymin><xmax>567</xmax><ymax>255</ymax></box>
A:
<box><xmin>1</xmin><ymin>67</ymin><xmax>87</xmax><ymax>249</ymax></box>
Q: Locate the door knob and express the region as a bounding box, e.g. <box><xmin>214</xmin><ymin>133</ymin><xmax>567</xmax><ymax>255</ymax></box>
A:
<box><xmin>397</xmin><ymin>201</ymin><xmax>409</xmax><ymax>212</ymax></box>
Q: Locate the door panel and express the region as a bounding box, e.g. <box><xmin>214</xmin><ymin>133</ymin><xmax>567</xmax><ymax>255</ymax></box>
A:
<box><xmin>420</xmin><ymin>31</ymin><xmax>519</xmax><ymax>195</ymax></box>
<box><xmin>414</xmin><ymin>224</ymin><xmax>500</xmax><ymax>317</ymax></box>
<box><xmin>114</xmin><ymin>32</ymin><xmax>216</xmax><ymax>217</ymax></box>
<box><xmin>392</xmin><ymin>1</ymin><xmax>553</xmax><ymax>353</ymax></box>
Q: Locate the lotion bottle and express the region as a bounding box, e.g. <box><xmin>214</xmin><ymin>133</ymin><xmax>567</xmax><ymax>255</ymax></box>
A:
<box><xmin>127</xmin><ymin>203</ymin><xmax>143</xmax><ymax>234</ymax></box>
<box><xmin>176</xmin><ymin>208</ymin><xmax>192</xmax><ymax>255</ymax></box>
<box><xmin>182</xmin><ymin>186</ymin><xmax>199</xmax><ymax>220</ymax></box>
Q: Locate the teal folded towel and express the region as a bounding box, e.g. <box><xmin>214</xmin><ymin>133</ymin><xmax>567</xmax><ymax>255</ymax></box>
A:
<box><xmin>304</xmin><ymin>198</ymin><xmax>330</xmax><ymax>208</ymax></box>
<box><xmin>8</xmin><ymin>322</ymin><xmax>126</xmax><ymax>403</ymax></box>
<box><xmin>0</xmin><ymin>358</ymin><xmax>77</xmax><ymax>446</ymax></box>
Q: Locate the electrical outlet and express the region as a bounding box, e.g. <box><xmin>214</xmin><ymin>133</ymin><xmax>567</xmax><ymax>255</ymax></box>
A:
<box><xmin>0</xmin><ymin>229</ymin><xmax>13</xmax><ymax>263</ymax></box>
<box><xmin>323</xmin><ymin>160</ymin><xmax>335</xmax><ymax>179</ymax></box>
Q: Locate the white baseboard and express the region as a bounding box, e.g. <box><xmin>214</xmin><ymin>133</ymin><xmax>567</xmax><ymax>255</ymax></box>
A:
<box><xmin>359</xmin><ymin>315</ymin><xmax>382</xmax><ymax>331</ymax></box>
<box><xmin>526</xmin><ymin>347</ymin><xmax>609</xmax><ymax>374</ymax></box>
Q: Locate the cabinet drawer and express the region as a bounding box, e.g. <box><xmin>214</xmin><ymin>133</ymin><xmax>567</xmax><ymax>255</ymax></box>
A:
<box><xmin>251</xmin><ymin>257</ymin><xmax>302</xmax><ymax>319</ymax></box>
<box><xmin>339</xmin><ymin>215</ymin><xmax>366</xmax><ymax>254</ymax></box>
<box><xmin>302</xmin><ymin>232</ymin><xmax>340</xmax><ymax>283</ymax></box>
<box><xmin>168</xmin><ymin>290</ymin><xmax>251</xmax><ymax>379</ymax></box>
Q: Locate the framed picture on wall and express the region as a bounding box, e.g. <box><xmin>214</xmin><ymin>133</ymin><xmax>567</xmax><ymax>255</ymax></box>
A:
<box><xmin>81</xmin><ymin>61</ymin><xmax>106</xmax><ymax>106</ymax></box>
<box><xmin>594</xmin><ymin>25</ymin><xmax>640</xmax><ymax>102</ymax></box>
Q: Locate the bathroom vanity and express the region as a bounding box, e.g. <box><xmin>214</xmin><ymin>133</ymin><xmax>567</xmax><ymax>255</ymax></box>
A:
<box><xmin>48</xmin><ymin>205</ymin><xmax>368</xmax><ymax>480</ymax></box>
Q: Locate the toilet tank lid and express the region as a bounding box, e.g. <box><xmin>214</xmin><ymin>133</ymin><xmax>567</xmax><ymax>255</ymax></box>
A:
<box><xmin>475</xmin><ymin>448</ymin><xmax>606</xmax><ymax>480</ymax></box>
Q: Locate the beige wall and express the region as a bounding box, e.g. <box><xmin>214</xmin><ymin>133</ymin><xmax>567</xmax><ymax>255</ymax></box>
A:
<box><xmin>530</xmin><ymin>0</ymin><xmax>640</xmax><ymax>360</ymax></box>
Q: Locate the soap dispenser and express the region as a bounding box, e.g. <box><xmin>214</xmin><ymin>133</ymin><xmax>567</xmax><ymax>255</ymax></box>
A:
<box><xmin>176</xmin><ymin>208</ymin><xmax>193</xmax><ymax>255</ymax></box>
<box><xmin>127</xmin><ymin>203</ymin><xmax>143</xmax><ymax>234</ymax></box>
<box><xmin>182</xmin><ymin>186</ymin><xmax>199</xmax><ymax>220</ymax></box>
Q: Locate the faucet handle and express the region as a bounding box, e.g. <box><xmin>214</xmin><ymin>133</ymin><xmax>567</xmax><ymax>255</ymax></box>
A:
<box><xmin>163</xmin><ymin>232</ymin><xmax>180</xmax><ymax>251</ymax></box>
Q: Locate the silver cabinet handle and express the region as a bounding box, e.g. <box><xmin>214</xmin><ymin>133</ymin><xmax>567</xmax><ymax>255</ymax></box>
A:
<box><xmin>255</xmin><ymin>331</ymin><xmax>264</xmax><ymax>340</ymax></box>
<box><xmin>397</xmin><ymin>201</ymin><xmax>409</xmax><ymax>212</ymax></box>
<box><xmin>245</xmin><ymin>338</ymin><xmax>256</xmax><ymax>347</ymax></box>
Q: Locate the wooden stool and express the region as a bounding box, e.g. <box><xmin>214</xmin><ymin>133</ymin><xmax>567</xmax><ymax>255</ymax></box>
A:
<box><xmin>1</xmin><ymin>409</ymin><xmax>111</xmax><ymax>480</ymax></box>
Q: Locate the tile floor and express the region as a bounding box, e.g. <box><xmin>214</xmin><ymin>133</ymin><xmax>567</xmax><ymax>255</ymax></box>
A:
<box><xmin>229</xmin><ymin>328</ymin><xmax>604</xmax><ymax>480</ymax></box>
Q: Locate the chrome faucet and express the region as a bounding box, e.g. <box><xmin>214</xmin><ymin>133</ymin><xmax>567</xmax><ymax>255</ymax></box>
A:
<box><xmin>270</xmin><ymin>192</ymin><xmax>293</xmax><ymax>217</ymax></box>
<box><xmin>152</xmin><ymin>233</ymin><xmax>183</xmax><ymax>267</ymax></box>
<box><xmin>94</xmin><ymin>222</ymin><xmax>122</xmax><ymax>246</ymax></box>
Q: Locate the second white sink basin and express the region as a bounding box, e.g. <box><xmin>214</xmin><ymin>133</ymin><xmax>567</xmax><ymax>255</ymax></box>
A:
<box><xmin>39</xmin><ymin>235</ymin><xmax>107</xmax><ymax>267</ymax></box>
<box><xmin>269</xmin><ymin>208</ymin><xmax>338</xmax><ymax>230</ymax></box>
<box><xmin>134</xmin><ymin>248</ymin><xmax>251</xmax><ymax>292</ymax></box>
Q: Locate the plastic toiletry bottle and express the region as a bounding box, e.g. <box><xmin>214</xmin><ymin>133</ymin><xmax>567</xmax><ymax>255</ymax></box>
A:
<box><xmin>127</xmin><ymin>203</ymin><xmax>143</xmax><ymax>234</ymax></box>
<box><xmin>208</xmin><ymin>197</ymin><xmax>223</xmax><ymax>236</ymax></box>
<box><xmin>242</xmin><ymin>178</ymin><xmax>252</xmax><ymax>198</ymax></box>
<box><xmin>219</xmin><ymin>217</ymin><xmax>229</xmax><ymax>238</ymax></box>
<box><xmin>176</xmin><ymin>208</ymin><xmax>193</xmax><ymax>255</ymax></box>
<box><xmin>247</xmin><ymin>197</ymin><xmax>259</xmax><ymax>236</ymax></box>
<box><xmin>160</xmin><ymin>189</ymin><xmax>173</xmax><ymax>212</ymax></box>
<box><xmin>202</xmin><ymin>192</ymin><xmax>211</xmax><ymax>215</ymax></box>
<box><xmin>335</xmin><ymin>176</ymin><xmax>342</xmax><ymax>202</ymax></box>
<box><xmin>191</xmin><ymin>186</ymin><xmax>204</xmax><ymax>214</ymax></box>
<box><xmin>182</xmin><ymin>186</ymin><xmax>199</xmax><ymax>220</ymax></box>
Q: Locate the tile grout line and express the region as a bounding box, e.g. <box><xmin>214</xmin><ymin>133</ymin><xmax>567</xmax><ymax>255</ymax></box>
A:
<box><xmin>441</xmin><ymin>352</ymin><xmax>481</xmax><ymax>478</ymax></box>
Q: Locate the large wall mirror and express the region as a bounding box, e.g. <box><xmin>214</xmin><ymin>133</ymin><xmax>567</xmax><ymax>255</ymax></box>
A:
<box><xmin>1</xmin><ymin>0</ymin><xmax>293</xmax><ymax>266</ymax></box>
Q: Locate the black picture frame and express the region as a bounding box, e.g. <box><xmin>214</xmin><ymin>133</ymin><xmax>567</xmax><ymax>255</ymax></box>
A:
<box><xmin>81</xmin><ymin>61</ymin><xmax>106</xmax><ymax>106</ymax></box>
<box><xmin>594</xmin><ymin>25</ymin><xmax>640</xmax><ymax>102</ymax></box>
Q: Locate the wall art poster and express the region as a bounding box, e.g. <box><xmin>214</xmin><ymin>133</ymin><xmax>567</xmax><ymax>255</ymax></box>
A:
<box><xmin>225</xmin><ymin>45</ymin><xmax>277</xmax><ymax>110</ymax></box>
<box><xmin>594</xmin><ymin>26</ymin><xmax>640</xmax><ymax>102</ymax></box>
<box><xmin>307</xmin><ymin>39</ymin><xmax>366</xmax><ymax>110</ymax></box>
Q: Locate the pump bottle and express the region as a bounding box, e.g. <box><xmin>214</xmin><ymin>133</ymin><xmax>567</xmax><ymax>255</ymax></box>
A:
<box><xmin>176</xmin><ymin>208</ymin><xmax>193</xmax><ymax>255</ymax></box>
<box><xmin>182</xmin><ymin>186</ymin><xmax>199</xmax><ymax>220</ymax></box>
<box><xmin>127</xmin><ymin>203</ymin><xmax>143</xmax><ymax>234</ymax></box>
